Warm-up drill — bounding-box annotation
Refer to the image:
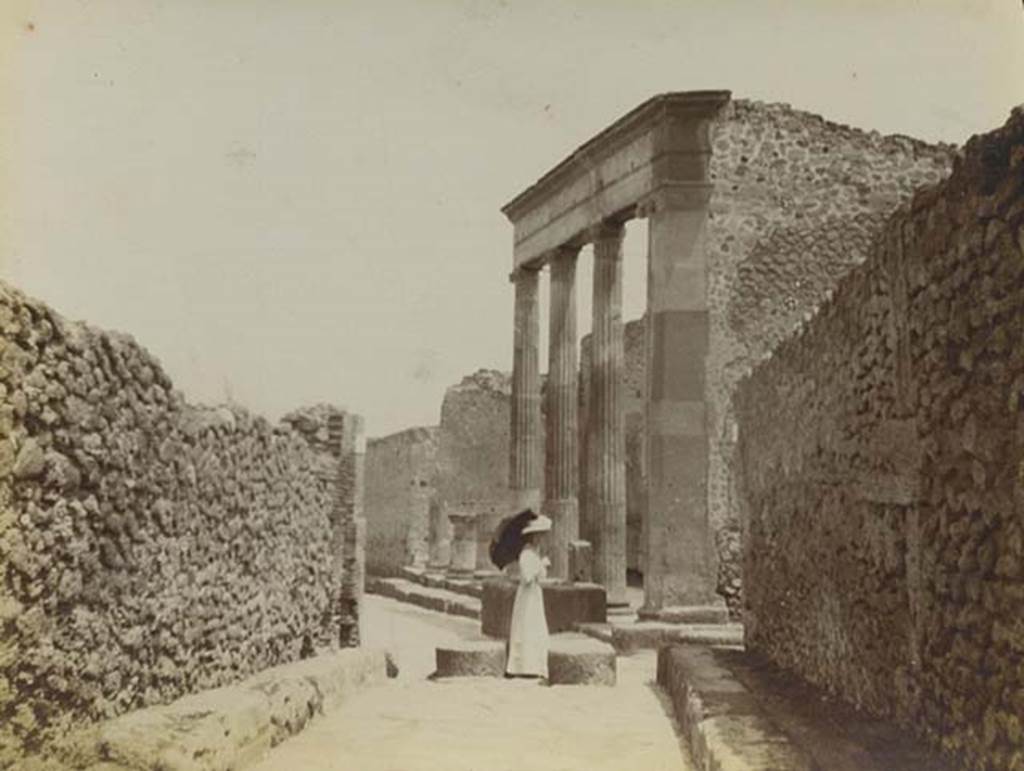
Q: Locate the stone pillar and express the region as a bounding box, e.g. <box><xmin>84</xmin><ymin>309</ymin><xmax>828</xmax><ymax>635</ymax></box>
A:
<box><xmin>426</xmin><ymin>497</ymin><xmax>451</xmax><ymax>573</ymax></box>
<box><xmin>588</xmin><ymin>221</ymin><xmax>628</xmax><ymax>607</ymax></box>
<box><xmin>447</xmin><ymin>510</ymin><xmax>479</xmax><ymax>578</ymax></box>
<box><xmin>641</xmin><ymin>184</ymin><xmax>721</xmax><ymax>611</ymax></box>
<box><xmin>509</xmin><ymin>266</ymin><xmax>542</xmax><ymax>510</ymax></box>
<box><xmin>327</xmin><ymin>411</ymin><xmax>366</xmax><ymax>648</ymax></box>
<box><xmin>543</xmin><ymin>246</ymin><xmax>580</xmax><ymax>580</ymax></box>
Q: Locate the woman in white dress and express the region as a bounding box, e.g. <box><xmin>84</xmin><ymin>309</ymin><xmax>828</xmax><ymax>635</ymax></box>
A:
<box><xmin>505</xmin><ymin>514</ymin><xmax>551</xmax><ymax>680</ymax></box>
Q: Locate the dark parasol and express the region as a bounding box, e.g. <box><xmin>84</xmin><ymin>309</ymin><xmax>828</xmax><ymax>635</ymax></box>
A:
<box><xmin>488</xmin><ymin>508</ymin><xmax>539</xmax><ymax>570</ymax></box>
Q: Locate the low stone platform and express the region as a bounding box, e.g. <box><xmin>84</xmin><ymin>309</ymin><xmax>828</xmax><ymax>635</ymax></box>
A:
<box><xmin>434</xmin><ymin>634</ymin><xmax>616</xmax><ymax>685</ymax></box>
<box><xmin>54</xmin><ymin>648</ymin><xmax>387</xmax><ymax>771</ymax></box>
<box><xmin>657</xmin><ymin>645</ymin><xmax>957</xmax><ymax>771</ymax></box>
<box><xmin>577</xmin><ymin>620</ymin><xmax>743</xmax><ymax>653</ymax></box>
<box><xmin>367</xmin><ymin>576</ymin><xmax>481</xmax><ymax>619</ymax></box>
<box><xmin>481</xmin><ymin>579</ymin><xmax>606</xmax><ymax>637</ymax></box>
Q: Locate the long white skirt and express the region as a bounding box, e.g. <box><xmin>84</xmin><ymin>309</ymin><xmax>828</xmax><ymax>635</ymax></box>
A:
<box><xmin>505</xmin><ymin>579</ymin><xmax>549</xmax><ymax>677</ymax></box>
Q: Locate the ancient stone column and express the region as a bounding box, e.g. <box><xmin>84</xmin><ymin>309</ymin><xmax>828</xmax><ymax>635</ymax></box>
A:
<box><xmin>447</xmin><ymin>510</ymin><xmax>479</xmax><ymax>578</ymax></box>
<box><xmin>588</xmin><ymin>221</ymin><xmax>627</xmax><ymax>607</ymax></box>
<box><xmin>509</xmin><ymin>266</ymin><xmax>542</xmax><ymax>510</ymax></box>
<box><xmin>544</xmin><ymin>246</ymin><xmax>580</xmax><ymax>580</ymax></box>
<box><xmin>641</xmin><ymin>184</ymin><xmax>721</xmax><ymax>612</ymax></box>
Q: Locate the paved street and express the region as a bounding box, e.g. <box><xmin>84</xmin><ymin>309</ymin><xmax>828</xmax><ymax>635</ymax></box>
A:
<box><xmin>250</xmin><ymin>595</ymin><xmax>693</xmax><ymax>771</ymax></box>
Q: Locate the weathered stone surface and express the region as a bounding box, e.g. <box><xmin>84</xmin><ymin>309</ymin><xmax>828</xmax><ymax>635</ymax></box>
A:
<box><xmin>434</xmin><ymin>641</ymin><xmax>505</xmax><ymax>678</ymax></box>
<box><xmin>80</xmin><ymin>648</ymin><xmax>385</xmax><ymax>771</ymax></box>
<box><xmin>364</xmin><ymin>426</ymin><xmax>438</xmax><ymax>576</ymax></box>
<box><xmin>657</xmin><ymin>646</ymin><xmax>814</xmax><ymax>771</ymax></box>
<box><xmin>735</xmin><ymin>106</ymin><xmax>1024</xmax><ymax>769</ymax></box>
<box><xmin>434</xmin><ymin>634</ymin><xmax>615</xmax><ymax>685</ymax></box>
<box><xmin>434</xmin><ymin>370</ymin><xmax>527</xmax><ymax>572</ymax></box>
<box><xmin>547</xmin><ymin>637</ymin><xmax>616</xmax><ymax>686</ymax></box>
<box><xmin>0</xmin><ymin>282</ymin><xmax>364</xmax><ymax>763</ymax></box>
<box><xmin>481</xmin><ymin>579</ymin><xmax>606</xmax><ymax>638</ymax></box>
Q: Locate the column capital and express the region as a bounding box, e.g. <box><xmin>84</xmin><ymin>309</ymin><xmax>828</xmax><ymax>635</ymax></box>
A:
<box><xmin>508</xmin><ymin>263</ymin><xmax>542</xmax><ymax>284</ymax></box>
<box><xmin>587</xmin><ymin>220</ymin><xmax>626</xmax><ymax>249</ymax></box>
<box><xmin>638</xmin><ymin>182</ymin><xmax>715</xmax><ymax>217</ymax></box>
<box><xmin>547</xmin><ymin>242</ymin><xmax>583</xmax><ymax>263</ymax></box>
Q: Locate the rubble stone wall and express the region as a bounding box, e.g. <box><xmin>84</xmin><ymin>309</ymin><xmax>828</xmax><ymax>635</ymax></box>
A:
<box><xmin>364</xmin><ymin>426</ymin><xmax>438</xmax><ymax>576</ymax></box>
<box><xmin>705</xmin><ymin>100</ymin><xmax>955</xmax><ymax>612</ymax></box>
<box><xmin>434</xmin><ymin>370</ymin><xmax>523</xmax><ymax>572</ymax></box>
<box><xmin>0</xmin><ymin>282</ymin><xmax>362</xmax><ymax>764</ymax></box>
<box><xmin>735</xmin><ymin>109</ymin><xmax>1024</xmax><ymax>770</ymax></box>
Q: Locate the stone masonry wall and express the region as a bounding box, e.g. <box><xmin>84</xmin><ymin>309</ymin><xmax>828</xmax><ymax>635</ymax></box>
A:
<box><xmin>0</xmin><ymin>282</ymin><xmax>362</xmax><ymax>765</ymax></box>
<box><xmin>735</xmin><ymin>108</ymin><xmax>1024</xmax><ymax>770</ymax></box>
<box><xmin>706</xmin><ymin>100</ymin><xmax>955</xmax><ymax>610</ymax></box>
<box><xmin>434</xmin><ymin>370</ymin><xmax>525</xmax><ymax>573</ymax></box>
<box><xmin>364</xmin><ymin>426</ymin><xmax>438</xmax><ymax>576</ymax></box>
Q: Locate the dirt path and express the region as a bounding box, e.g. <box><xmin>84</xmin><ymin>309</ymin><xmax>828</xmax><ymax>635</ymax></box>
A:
<box><xmin>249</xmin><ymin>595</ymin><xmax>693</xmax><ymax>771</ymax></box>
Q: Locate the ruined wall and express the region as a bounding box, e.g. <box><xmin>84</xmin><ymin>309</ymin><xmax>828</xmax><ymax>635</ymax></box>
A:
<box><xmin>364</xmin><ymin>426</ymin><xmax>438</xmax><ymax>576</ymax></box>
<box><xmin>434</xmin><ymin>370</ymin><xmax>523</xmax><ymax>572</ymax></box>
<box><xmin>736</xmin><ymin>108</ymin><xmax>1024</xmax><ymax>770</ymax></box>
<box><xmin>0</xmin><ymin>282</ymin><xmax>363</xmax><ymax>764</ymax></box>
<box><xmin>708</xmin><ymin>100</ymin><xmax>954</xmax><ymax>572</ymax></box>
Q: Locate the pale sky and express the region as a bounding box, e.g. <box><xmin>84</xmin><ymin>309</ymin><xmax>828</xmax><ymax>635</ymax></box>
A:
<box><xmin>2</xmin><ymin>0</ymin><xmax>1021</xmax><ymax>437</ymax></box>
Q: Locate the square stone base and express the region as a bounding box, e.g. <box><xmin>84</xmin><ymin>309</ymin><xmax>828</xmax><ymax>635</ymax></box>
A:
<box><xmin>481</xmin><ymin>579</ymin><xmax>607</xmax><ymax>638</ymax></box>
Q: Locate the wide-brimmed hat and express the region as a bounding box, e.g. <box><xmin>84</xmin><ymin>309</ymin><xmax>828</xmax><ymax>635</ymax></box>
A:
<box><xmin>521</xmin><ymin>513</ymin><xmax>552</xmax><ymax>534</ymax></box>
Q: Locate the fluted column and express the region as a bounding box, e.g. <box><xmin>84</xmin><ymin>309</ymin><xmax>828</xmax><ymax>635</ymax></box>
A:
<box><xmin>509</xmin><ymin>266</ymin><xmax>542</xmax><ymax>510</ymax></box>
<box><xmin>588</xmin><ymin>221</ymin><xmax>627</xmax><ymax>607</ymax></box>
<box><xmin>641</xmin><ymin>184</ymin><xmax>720</xmax><ymax>611</ymax></box>
<box><xmin>543</xmin><ymin>246</ymin><xmax>580</xmax><ymax>580</ymax></box>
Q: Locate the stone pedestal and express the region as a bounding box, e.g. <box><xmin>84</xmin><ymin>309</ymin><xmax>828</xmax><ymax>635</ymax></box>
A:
<box><xmin>588</xmin><ymin>222</ymin><xmax>628</xmax><ymax>607</ymax></box>
<box><xmin>426</xmin><ymin>499</ymin><xmax>451</xmax><ymax>573</ymax></box>
<box><xmin>447</xmin><ymin>511</ymin><xmax>479</xmax><ymax>578</ymax></box>
<box><xmin>481</xmin><ymin>579</ymin><xmax>607</xmax><ymax>638</ymax></box>
<box><xmin>568</xmin><ymin>540</ymin><xmax>593</xmax><ymax>584</ymax></box>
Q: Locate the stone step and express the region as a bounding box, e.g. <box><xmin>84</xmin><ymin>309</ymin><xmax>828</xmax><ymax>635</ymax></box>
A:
<box><xmin>433</xmin><ymin>634</ymin><xmax>616</xmax><ymax>686</ymax></box>
<box><xmin>576</xmin><ymin>621</ymin><xmax>744</xmax><ymax>653</ymax></box>
<box><xmin>366</xmin><ymin>576</ymin><xmax>481</xmax><ymax>619</ymax></box>
<box><xmin>400</xmin><ymin>566</ymin><xmax>495</xmax><ymax>599</ymax></box>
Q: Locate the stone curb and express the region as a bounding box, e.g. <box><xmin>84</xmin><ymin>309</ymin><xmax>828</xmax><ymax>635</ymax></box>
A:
<box><xmin>656</xmin><ymin>645</ymin><xmax>814</xmax><ymax>771</ymax></box>
<box><xmin>367</xmin><ymin>576</ymin><xmax>481</xmax><ymax>619</ymax></box>
<box><xmin>72</xmin><ymin>648</ymin><xmax>387</xmax><ymax>771</ymax></box>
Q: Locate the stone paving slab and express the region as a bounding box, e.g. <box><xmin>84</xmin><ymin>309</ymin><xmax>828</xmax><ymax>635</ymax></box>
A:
<box><xmin>577</xmin><ymin>620</ymin><xmax>744</xmax><ymax>653</ymax></box>
<box><xmin>366</xmin><ymin>576</ymin><xmax>481</xmax><ymax>619</ymax></box>
<box><xmin>658</xmin><ymin>645</ymin><xmax>957</xmax><ymax>771</ymax></box>
<box><xmin>71</xmin><ymin>647</ymin><xmax>386</xmax><ymax>771</ymax></box>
